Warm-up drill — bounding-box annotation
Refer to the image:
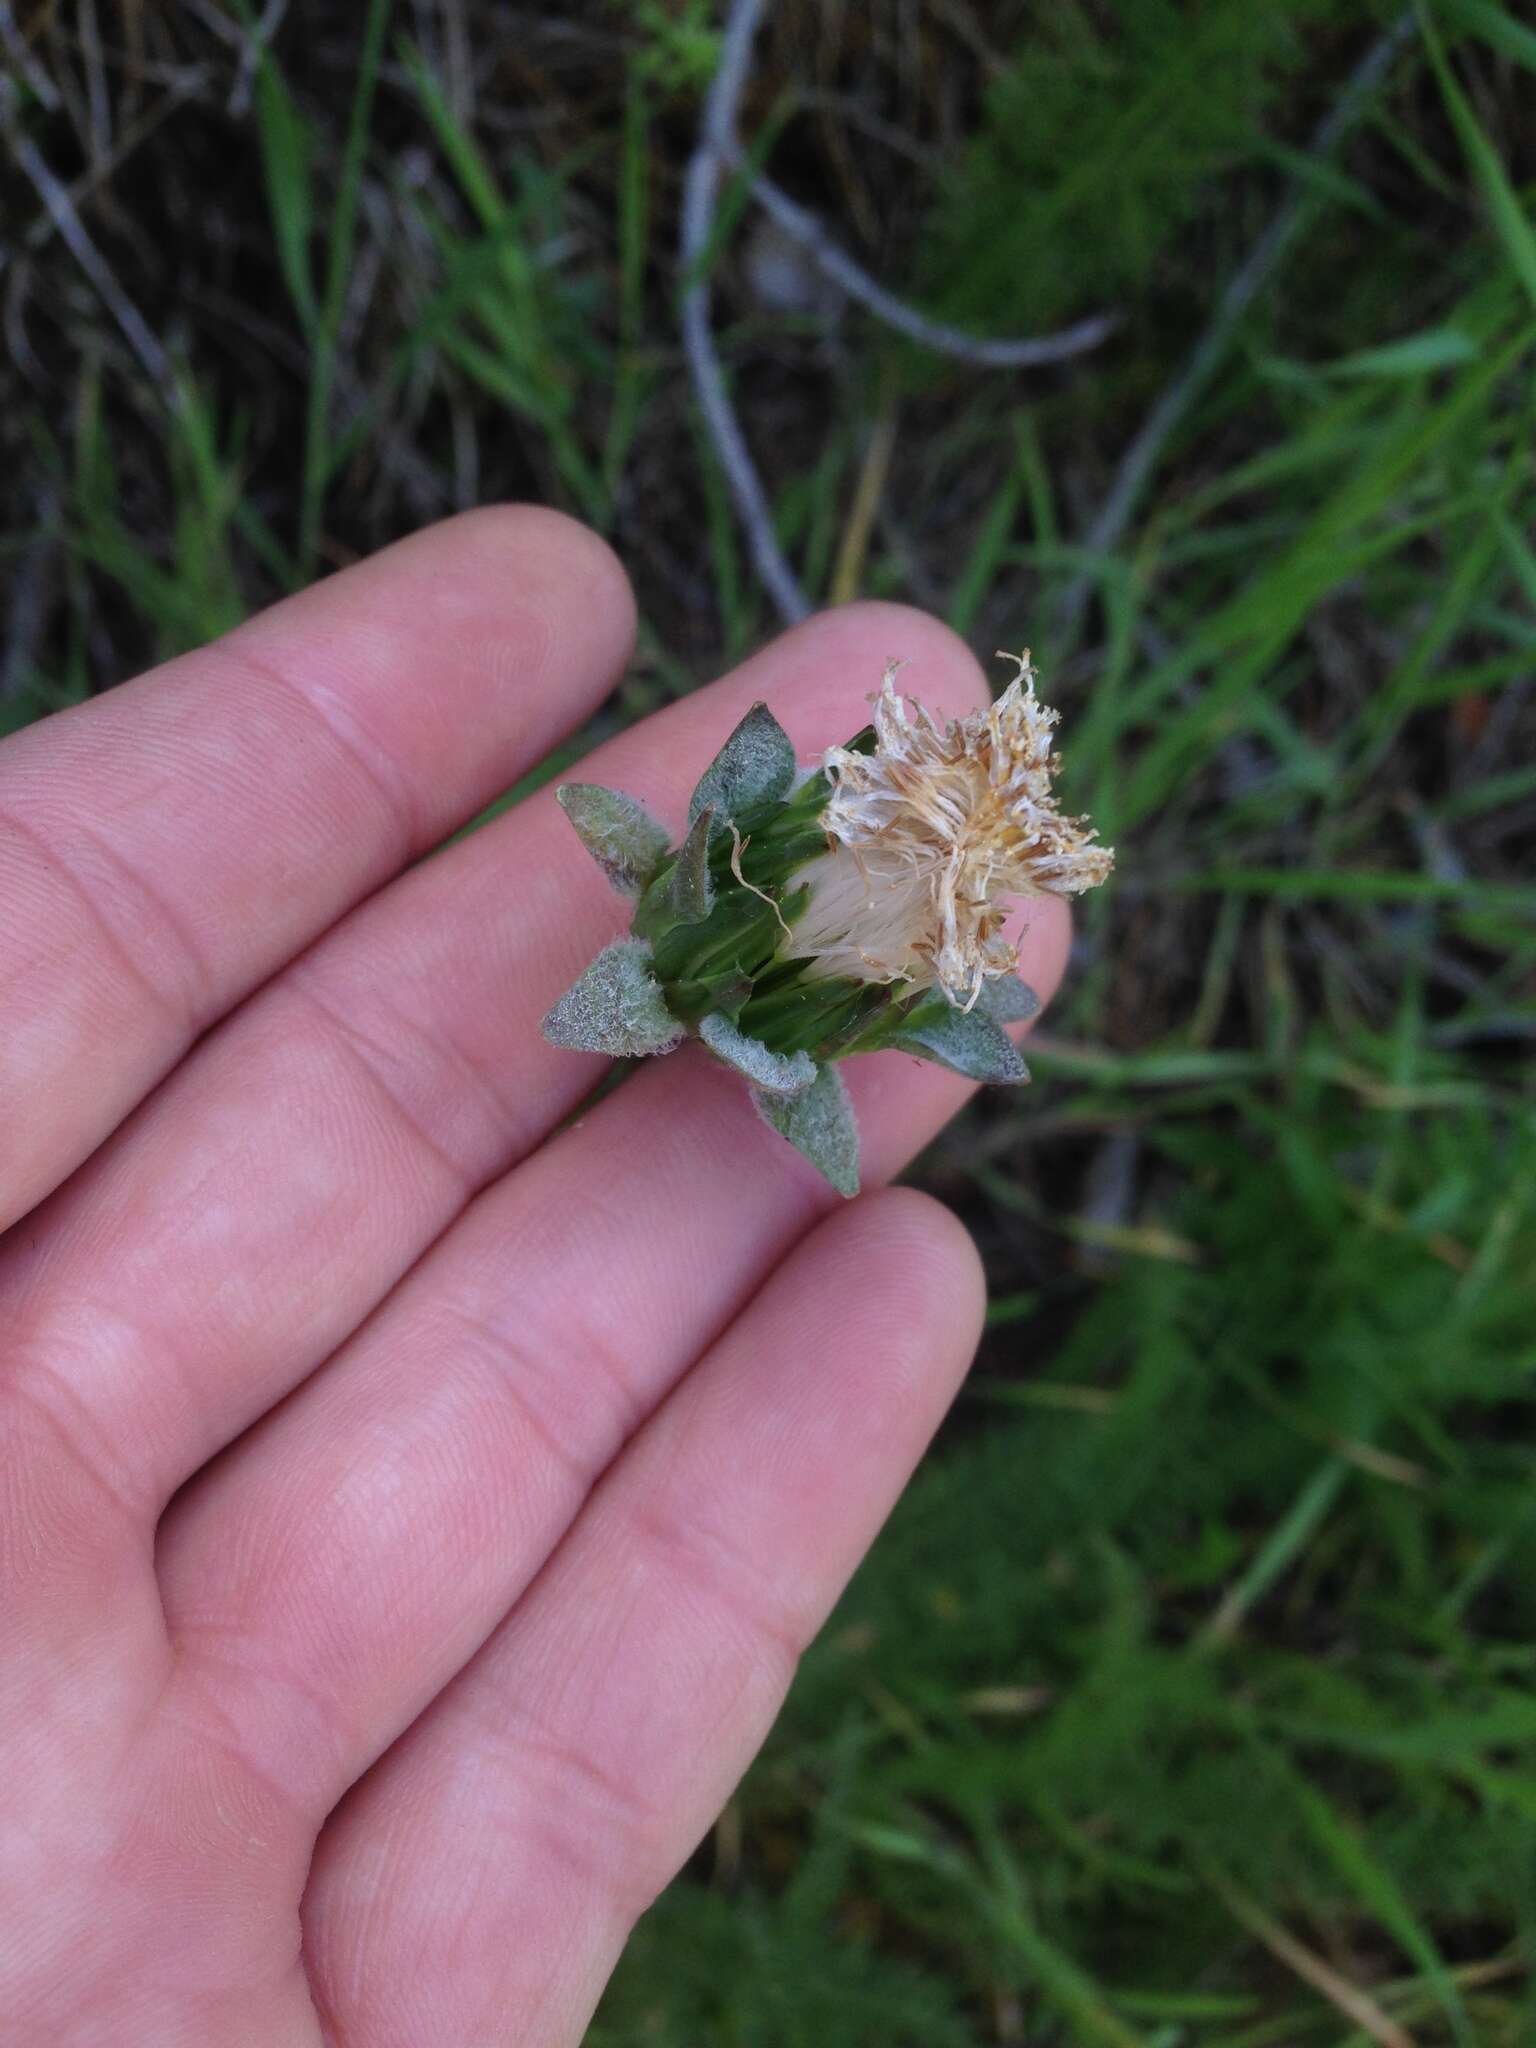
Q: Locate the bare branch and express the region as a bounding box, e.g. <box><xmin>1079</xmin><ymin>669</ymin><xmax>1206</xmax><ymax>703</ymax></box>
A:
<box><xmin>3</xmin><ymin>123</ymin><xmax>172</xmax><ymax>391</ymax></box>
<box><xmin>731</xmin><ymin>161</ymin><xmax>1117</xmax><ymax>370</ymax></box>
<box><xmin>0</xmin><ymin>3</ymin><xmax>60</xmax><ymax>111</ymax></box>
<box><xmin>680</xmin><ymin>0</ymin><xmax>810</xmax><ymax>625</ymax></box>
<box><xmin>681</xmin><ymin>0</ymin><xmax>1116</xmax><ymax>626</ymax></box>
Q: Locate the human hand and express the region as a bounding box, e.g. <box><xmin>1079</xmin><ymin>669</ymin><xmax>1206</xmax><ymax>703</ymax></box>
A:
<box><xmin>2</xmin><ymin>510</ymin><xmax>1067</xmax><ymax>2046</ymax></box>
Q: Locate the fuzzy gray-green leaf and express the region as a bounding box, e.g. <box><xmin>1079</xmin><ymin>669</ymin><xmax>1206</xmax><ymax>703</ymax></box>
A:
<box><xmin>556</xmin><ymin>783</ymin><xmax>672</xmax><ymax>896</ymax></box>
<box><xmin>688</xmin><ymin>701</ymin><xmax>797</xmax><ymax>826</ymax></box>
<box><xmin>752</xmin><ymin>1063</ymin><xmax>861</xmax><ymax>1197</ymax></box>
<box><xmin>700</xmin><ymin>1013</ymin><xmax>817</xmax><ymax>1095</ymax></box>
<box><xmin>976</xmin><ymin>974</ymin><xmax>1040</xmax><ymax>1025</ymax></box>
<box><xmin>890</xmin><ymin>1000</ymin><xmax>1029</xmax><ymax>1084</ymax></box>
<box><xmin>540</xmin><ymin>940</ymin><xmax>683</xmax><ymax>1058</ymax></box>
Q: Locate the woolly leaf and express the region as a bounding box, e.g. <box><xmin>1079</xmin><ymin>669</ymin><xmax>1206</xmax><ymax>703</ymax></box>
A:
<box><xmin>689</xmin><ymin>702</ymin><xmax>797</xmax><ymax>826</ymax></box>
<box><xmin>976</xmin><ymin>974</ymin><xmax>1040</xmax><ymax>1025</ymax></box>
<box><xmin>753</xmin><ymin>1063</ymin><xmax>861</xmax><ymax>1197</ymax></box>
<box><xmin>700</xmin><ymin>1012</ymin><xmax>817</xmax><ymax>1095</ymax></box>
<box><xmin>890</xmin><ymin>998</ymin><xmax>1029</xmax><ymax>1084</ymax></box>
<box><xmin>556</xmin><ymin>782</ymin><xmax>671</xmax><ymax>896</ymax></box>
<box><xmin>540</xmin><ymin>939</ymin><xmax>682</xmax><ymax>1058</ymax></box>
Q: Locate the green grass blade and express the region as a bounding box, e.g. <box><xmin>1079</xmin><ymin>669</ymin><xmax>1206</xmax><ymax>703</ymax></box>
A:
<box><xmin>298</xmin><ymin>0</ymin><xmax>392</xmax><ymax>575</ymax></box>
<box><xmin>1442</xmin><ymin>0</ymin><xmax>1536</xmax><ymax>72</ymax></box>
<box><xmin>1197</xmin><ymin>1462</ymin><xmax>1349</xmax><ymax>1648</ymax></box>
<box><xmin>1324</xmin><ymin>327</ymin><xmax>1478</xmax><ymax>377</ymax></box>
<box><xmin>1284</xmin><ymin>1768</ymin><xmax>1469</xmax><ymax>2043</ymax></box>
<box><xmin>252</xmin><ymin>54</ymin><xmax>318</xmax><ymax>334</ymax></box>
<box><xmin>946</xmin><ymin>457</ymin><xmax>1025</xmax><ymax>637</ymax></box>
<box><xmin>1420</xmin><ymin>3</ymin><xmax>1536</xmax><ymax>312</ymax></box>
<box><xmin>1177</xmin><ymin>868</ymin><xmax>1536</xmax><ymax>911</ymax></box>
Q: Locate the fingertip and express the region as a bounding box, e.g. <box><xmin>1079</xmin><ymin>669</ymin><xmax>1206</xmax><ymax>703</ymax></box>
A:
<box><xmin>813</xmin><ymin>1184</ymin><xmax>989</xmax><ymax>1396</ymax></box>
<box><xmin>402</xmin><ymin>503</ymin><xmax>639</xmax><ymax>687</ymax></box>
<box><xmin>444</xmin><ymin>503</ymin><xmax>638</xmax><ymax>643</ymax></box>
<box><xmin>869</xmin><ymin>1183</ymin><xmax>989</xmax><ymax>1337</ymax></box>
<box><xmin>1009</xmin><ymin>891</ymin><xmax>1074</xmax><ymax>1018</ymax></box>
<box><xmin>803</xmin><ymin>600</ymin><xmax>994</xmax><ymax>722</ymax></box>
<box><xmin>717</xmin><ymin>602</ymin><xmax>990</xmax><ymax>766</ymax></box>
<box><xmin>224</xmin><ymin>502</ymin><xmax>638</xmax><ymax>743</ymax></box>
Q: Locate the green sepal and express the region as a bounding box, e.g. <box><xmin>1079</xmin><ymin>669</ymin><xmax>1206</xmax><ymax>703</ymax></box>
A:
<box><xmin>540</xmin><ymin>939</ymin><xmax>683</xmax><ymax>1058</ymax></box>
<box><xmin>699</xmin><ymin>1012</ymin><xmax>817</xmax><ymax>1095</ymax></box>
<box><xmin>976</xmin><ymin>974</ymin><xmax>1040</xmax><ymax>1025</ymax></box>
<box><xmin>555</xmin><ymin>783</ymin><xmax>671</xmax><ymax>897</ymax></box>
<box><xmin>668</xmin><ymin>804</ymin><xmax>716</xmax><ymax>922</ymax></box>
<box><xmin>688</xmin><ymin>702</ymin><xmax>796</xmax><ymax>827</ymax></box>
<box><xmin>887</xmin><ymin>996</ymin><xmax>1029</xmax><ymax>1084</ymax></box>
<box><xmin>752</xmin><ymin>1063</ymin><xmax>861</xmax><ymax>1198</ymax></box>
<box><xmin>635</xmin><ymin>805</ymin><xmax>715</xmax><ymax>938</ymax></box>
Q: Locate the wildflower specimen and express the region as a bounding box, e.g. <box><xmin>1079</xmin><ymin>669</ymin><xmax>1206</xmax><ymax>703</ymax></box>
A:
<box><xmin>543</xmin><ymin>655</ymin><xmax>1112</xmax><ymax>1194</ymax></box>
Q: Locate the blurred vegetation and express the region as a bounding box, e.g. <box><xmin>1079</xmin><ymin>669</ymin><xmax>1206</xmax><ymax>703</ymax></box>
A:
<box><xmin>921</xmin><ymin>0</ymin><xmax>1369</xmax><ymax>331</ymax></box>
<box><xmin>4</xmin><ymin>0</ymin><xmax>1535</xmax><ymax>2040</ymax></box>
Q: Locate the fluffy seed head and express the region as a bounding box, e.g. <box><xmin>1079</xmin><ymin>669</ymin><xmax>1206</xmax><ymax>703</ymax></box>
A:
<box><xmin>791</xmin><ymin>653</ymin><xmax>1113</xmax><ymax>1004</ymax></box>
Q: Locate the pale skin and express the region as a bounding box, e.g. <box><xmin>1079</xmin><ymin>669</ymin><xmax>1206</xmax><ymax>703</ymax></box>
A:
<box><xmin>1</xmin><ymin>509</ymin><xmax>1070</xmax><ymax>2047</ymax></box>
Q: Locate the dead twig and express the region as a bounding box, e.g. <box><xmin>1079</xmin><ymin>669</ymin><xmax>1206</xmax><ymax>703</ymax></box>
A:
<box><xmin>2</xmin><ymin>121</ymin><xmax>172</xmax><ymax>391</ymax></box>
<box><xmin>178</xmin><ymin>0</ymin><xmax>291</xmax><ymax>115</ymax></box>
<box><xmin>733</xmin><ymin>161</ymin><xmax>1117</xmax><ymax>370</ymax></box>
<box><xmin>680</xmin><ymin>0</ymin><xmax>809</xmax><ymax>624</ymax></box>
<box><xmin>829</xmin><ymin>403</ymin><xmax>898</xmax><ymax>605</ymax></box>
<box><xmin>683</xmin><ymin>0</ymin><xmax>1119</xmax><ymax>627</ymax></box>
<box><xmin>24</xmin><ymin>84</ymin><xmax>209</xmax><ymax>255</ymax></box>
<box><xmin>1205</xmin><ymin>1865</ymin><xmax>1416</xmax><ymax>2048</ymax></box>
<box><xmin>0</xmin><ymin>3</ymin><xmax>60</xmax><ymax>110</ymax></box>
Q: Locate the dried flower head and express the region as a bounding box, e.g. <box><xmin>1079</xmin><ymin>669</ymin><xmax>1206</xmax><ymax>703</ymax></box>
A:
<box><xmin>791</xmin><ymin>653</ymin><xmax>1114</xmax><ymax>1005</ymax></box>
<box><xmin>542</xmin><ymin>652</ymin><xmax>1114</xmax><ymax>1195</ymax></box>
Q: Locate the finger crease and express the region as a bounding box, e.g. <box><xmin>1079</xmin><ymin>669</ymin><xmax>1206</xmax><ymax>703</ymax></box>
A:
<box><xmin>0</xmin><ymin>801</ymin><xmax>202</xmax><ymax>1040</ymax></box>
<box><xmin>4</xmin><ymin>1341</ymin><xmax>153</xmax><ymax>1529</ymax></box>
<box><xmin>286</xmin><ymin>978</ymin><xmax>483</xmax><ymax>1200</ymax></box>
<box><xmin>430</xmin><ymin>1297</ymin><xmax>605</xmax><ymax>1494</ymax></box>
<box><xmin>629</xmin><ymin>1497</ymin><xmax>810</xmax><ymax>1675</ymax></box>
<box><xmin>207</xmin><ymin>639</ymin><xmax>424</xmax><ymax>868</ymax></box>
<box><xmin>461</xmin><ymin>1688</ymin><xmax>673</xmax><ymax>1920</ymax></box>
<box><xmin>169</xmin><ymin>1622</ymin><xmax>354</xmax><ymax>1823</ymax></box>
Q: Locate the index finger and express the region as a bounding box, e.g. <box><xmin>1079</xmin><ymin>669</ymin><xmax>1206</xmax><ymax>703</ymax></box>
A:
<box><xmin>0</xmin><ymin>506</ymin><xmax>634</xmax><ymax>1233</ymax></box>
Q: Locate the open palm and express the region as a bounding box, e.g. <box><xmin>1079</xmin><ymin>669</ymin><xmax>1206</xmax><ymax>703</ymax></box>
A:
<box><xmin>2</xmin><ymin>509</ymin><xmax>1067</xmax><ymax>2046</ymax></box>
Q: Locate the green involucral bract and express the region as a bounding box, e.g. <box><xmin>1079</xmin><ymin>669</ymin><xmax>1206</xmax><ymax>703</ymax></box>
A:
<box><xmin>640</xmin><ymin>803</ymin><xmax>715</xmax><ymax>929</ymax></box>
<box><xmin>752</xmin><ymin>1065</ymin><xmax>861</xmax><ymax>1200</ymax></box>
<box><xmin>539</xmin><ymin>699</ymin><xmax>1041</xmax><ymax>1195</ymax></box>
<box><xmin>698</xmin><ymin>1013</ymin><xmax>817</xmax><ymax>1096</ymax></box>
<box><xmin>539</xmin><ymin>939</ymin><xmax>683</xmax><ymax>1059</ymax></box>
<box><xmin>885</xmin><ymin>996</ymin><xmax>1030</xmax><ymax>1085</ymax></box>
<box><xmin>554</xmin><ymin>784</ymin><xmax>671</xmax><ymax>897</ymax></box>
<box><xmin>687</xmin><ymin>700</ymin><xmax>797</xmax><ymax>828</ymax></box>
